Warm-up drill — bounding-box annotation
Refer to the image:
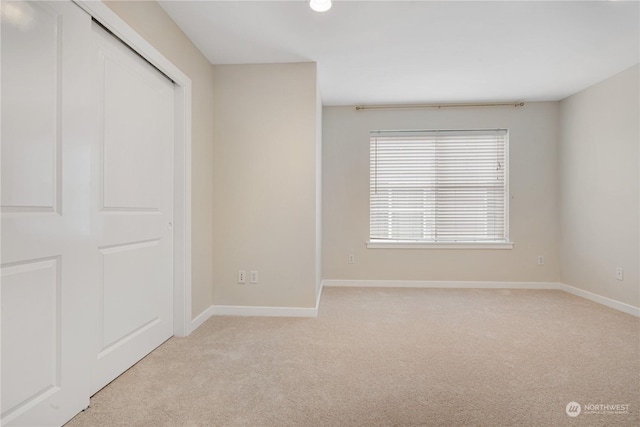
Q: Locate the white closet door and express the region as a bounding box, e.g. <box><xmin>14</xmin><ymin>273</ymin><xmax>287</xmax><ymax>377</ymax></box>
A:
<box><xmin>1</xmin><ymin>1</ymin><xmax>94</xmax><ymax>425</ymax></box>
<box><xmin>90</xmin><ymin>21</ymin><xmax>175</xmax><ymax>395</ymax></box>
<box><xmin>2</xmin><ymin>3</ymin><xmax>176</xmax><ymax>424</ymax></box>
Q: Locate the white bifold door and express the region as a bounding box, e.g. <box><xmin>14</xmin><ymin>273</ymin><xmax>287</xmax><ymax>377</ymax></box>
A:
<box><xmin>1</xmin><ymin>1</ymin><xmax>175</xmax><ymax>425</ymax></box>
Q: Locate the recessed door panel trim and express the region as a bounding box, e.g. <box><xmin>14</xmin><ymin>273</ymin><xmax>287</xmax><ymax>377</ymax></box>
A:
<box><xmin>97</xmin><ymin>239</ymin><xmax>164</xmax><ymax>355</ymax></box>
<box><xmin>0</xmin><ymin>1</ymin><xmax>62</xmax><ymax>213</ymax></box>
<box><xmin>97</xmin><ymin>46</ymin><xmax>172</xmax><ymax>212</ymax></box>
<box><xmin>97</xmin><ymin>318</ymin><xmax>161</xmax><ymax>359</ymax></box>
<box><xmin>0</xmin><ymin>256</ymin><xmax>61</xmax><ymax>423</ymax></box>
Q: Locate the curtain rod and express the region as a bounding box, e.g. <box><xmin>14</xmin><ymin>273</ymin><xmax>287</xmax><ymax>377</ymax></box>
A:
<box><xmin>355</xmin><ymin>102</ymin><xmax>525</xmax><ymax>111</ymax></box>
<box><xmin>370</xmin><ymin>128</ymin><xmax>508</xmax><ymax>134</ymax></box>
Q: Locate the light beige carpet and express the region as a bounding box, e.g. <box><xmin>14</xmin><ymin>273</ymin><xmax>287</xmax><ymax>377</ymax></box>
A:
<box><xmin>66</xmin><ymin>288</ymin><xmax>639</xmax><ymax>427</ymax></box>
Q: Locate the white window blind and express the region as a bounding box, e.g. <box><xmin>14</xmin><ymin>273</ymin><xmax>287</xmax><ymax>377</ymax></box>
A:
<box><xmin>369</xmin><ymin>129</ymin><xmax>509</xmax><ymax>244</ymax></box>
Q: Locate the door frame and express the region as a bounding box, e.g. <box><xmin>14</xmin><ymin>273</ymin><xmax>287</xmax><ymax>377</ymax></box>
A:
<box><xmin>74</xmin><ymin>0</ymin><xmax>193</xmax><ymax>337</ymax></box>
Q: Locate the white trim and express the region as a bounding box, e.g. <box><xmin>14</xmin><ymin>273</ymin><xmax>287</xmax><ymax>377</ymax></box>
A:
<box><xmin>558</xmin><ymin>283</ymin><xmax>640</xmax><ymax>318</ymax></box>
<box><xmin>323</xmin><ymin>280</ymin><xmax>558</xmax><ymax>289</ymax></box>
<box><xmin>188</xmin><ymin>280</ymin><xmax>639</xmax><ymax>328</ymax></box>
<box><xmin>316</xmin><ymin>281</ymin><xmax>324</xmax><ymax>312</ymax></box>
<box><xmin>74</xmin><ymin>1</ymin><xmax>193</xmax><ymax>336</ymax></box>
<box><xmin>172</xmin><ymin>82</ymin><xmax>192</xmax><ymax>337</ymax></box>
<box><xmin>211</xmin><ymin>305</ymin><xmax>318</xmax><ymax>318</ymax></box>
<box><xmin>189</xmin><ymin>305</ymin><xmax>217</xmax><ymax>333</ymax></box>
<box><xmin>74</xmin><ymin>1</ymin><xmax>188</xmax><ymax>84</ymax></box>
<box><xmin>367</xmin><ymin>241</ymin><xmax>514</xmax><ymax>249</ymax></box>
<box><xmin>189</xmin><ymin>287</ymin><xmax>325</xmax><ymax>329</ymax></box>
<box><xmin>322</xmin><ymin>280</ymin><xmax>639</xmax><ymax>317</ymax></box>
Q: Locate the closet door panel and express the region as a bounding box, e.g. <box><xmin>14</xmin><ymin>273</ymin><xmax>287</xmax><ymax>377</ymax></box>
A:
<box><xmin>1</xmin><ymin>2</ymin><xmax>94</xmax><ymax>426</ymax></box>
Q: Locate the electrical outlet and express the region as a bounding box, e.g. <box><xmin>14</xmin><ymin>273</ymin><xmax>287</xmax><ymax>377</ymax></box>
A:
<box><xmin>616</xmin><ymin>267</ymin><xmax>624</xmax><ymax>281</ymax></box>
<box><xmin>250</xmin><ymin>270</ymin><xmax>258</xmax><ymax>284</ymax></box>
<box><xmin>238</xmin><ymin>270</ymin><xmax>246</xmax><ymax>284</ymax></box>
<box><xmin>348</xmin><ymin>254</ymin><xmax>355</xmax><ymax>264</ymax></box>
<box><xmin>537</xmin><ymin>255</ymin><xmax>544</xmax><ymax>265</ymax></box>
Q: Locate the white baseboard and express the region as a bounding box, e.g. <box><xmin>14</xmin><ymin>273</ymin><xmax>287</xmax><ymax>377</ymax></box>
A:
<box><xmin>322</xmin><ymin>279</ymin><xmax>559</xmax><ymax>289</ymax></box>
<box><xmin>189</xmin><ymin>305</ymin><xmax>217</xmax><ymax>333</ymax></box>
<box><xmin>210</xmin><ymin>304</ymin><xmax>318</xmax><ymax>317</ymax></box>
<box><xmin>189</xmin><ymin>280</ymin><xmax>638</xmax><ymax>333</ymax></box>
<box><xmin>323</xmin><ymin>279</ymin><xmax>639</xmax><ymax>317</ymax></box>
<box><xmin>189</xmin><ymin>283</ymin><xmax>325</xmax><ymax>333</ymax></box>
<box><xmin>189</xmin><ymin>304</ymin><xmax>317</xmax><ymax>332</ymax></box>
<box><xmin>558</xmin><ymin>283</ymin><xmax>640</xmax><ymax>317</ymax></box>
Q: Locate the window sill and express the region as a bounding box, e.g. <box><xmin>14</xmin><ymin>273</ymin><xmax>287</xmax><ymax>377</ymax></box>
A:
<box><xmin>367</xmin><ymin>241</ymin><xmax>514</xmax><ymax>250</ymax></box>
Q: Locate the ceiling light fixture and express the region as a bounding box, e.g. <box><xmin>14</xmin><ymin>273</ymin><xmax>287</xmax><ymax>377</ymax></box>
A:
<box><xmin>310</xmin><ymin>0</ymin><xmax>332</xmax><ymax>13</ymax></box>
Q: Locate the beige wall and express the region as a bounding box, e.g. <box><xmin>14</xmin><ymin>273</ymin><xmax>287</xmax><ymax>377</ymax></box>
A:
<box><xmin>211</xmin><ymin>63</ymin><xmax>320</xmax><ymax>308</ymax></box>
<box><xmin>322</xmin><ymin>103</ymin><xmax>560</xmax><ymax>282</ymax></box>
<box><xmin>104</xmin><ymin>1</ymin><xmax>215</xmax><ymax>318</ymax></box>
<box><xmin>559</xmin><ymin>64</ymin><xmax>640</xmax><ymax>308</ymax></box>
<box><xmin>100</xmin><ymin>1</ymin><xmax>639</xmax><ymax>313</ymax></box>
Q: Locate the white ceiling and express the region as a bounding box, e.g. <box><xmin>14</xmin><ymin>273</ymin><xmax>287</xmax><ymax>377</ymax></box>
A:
<box><xmin>159</xmin><ymin>0</ymin><xmax>640</xmax><ymax>106</ymax></box>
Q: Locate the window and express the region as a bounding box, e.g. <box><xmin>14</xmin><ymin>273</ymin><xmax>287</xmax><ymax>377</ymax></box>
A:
<box><xmin>369</xmin><ymin>129</ymin><xmax>511</xmax><ymax>248</ymax></box>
